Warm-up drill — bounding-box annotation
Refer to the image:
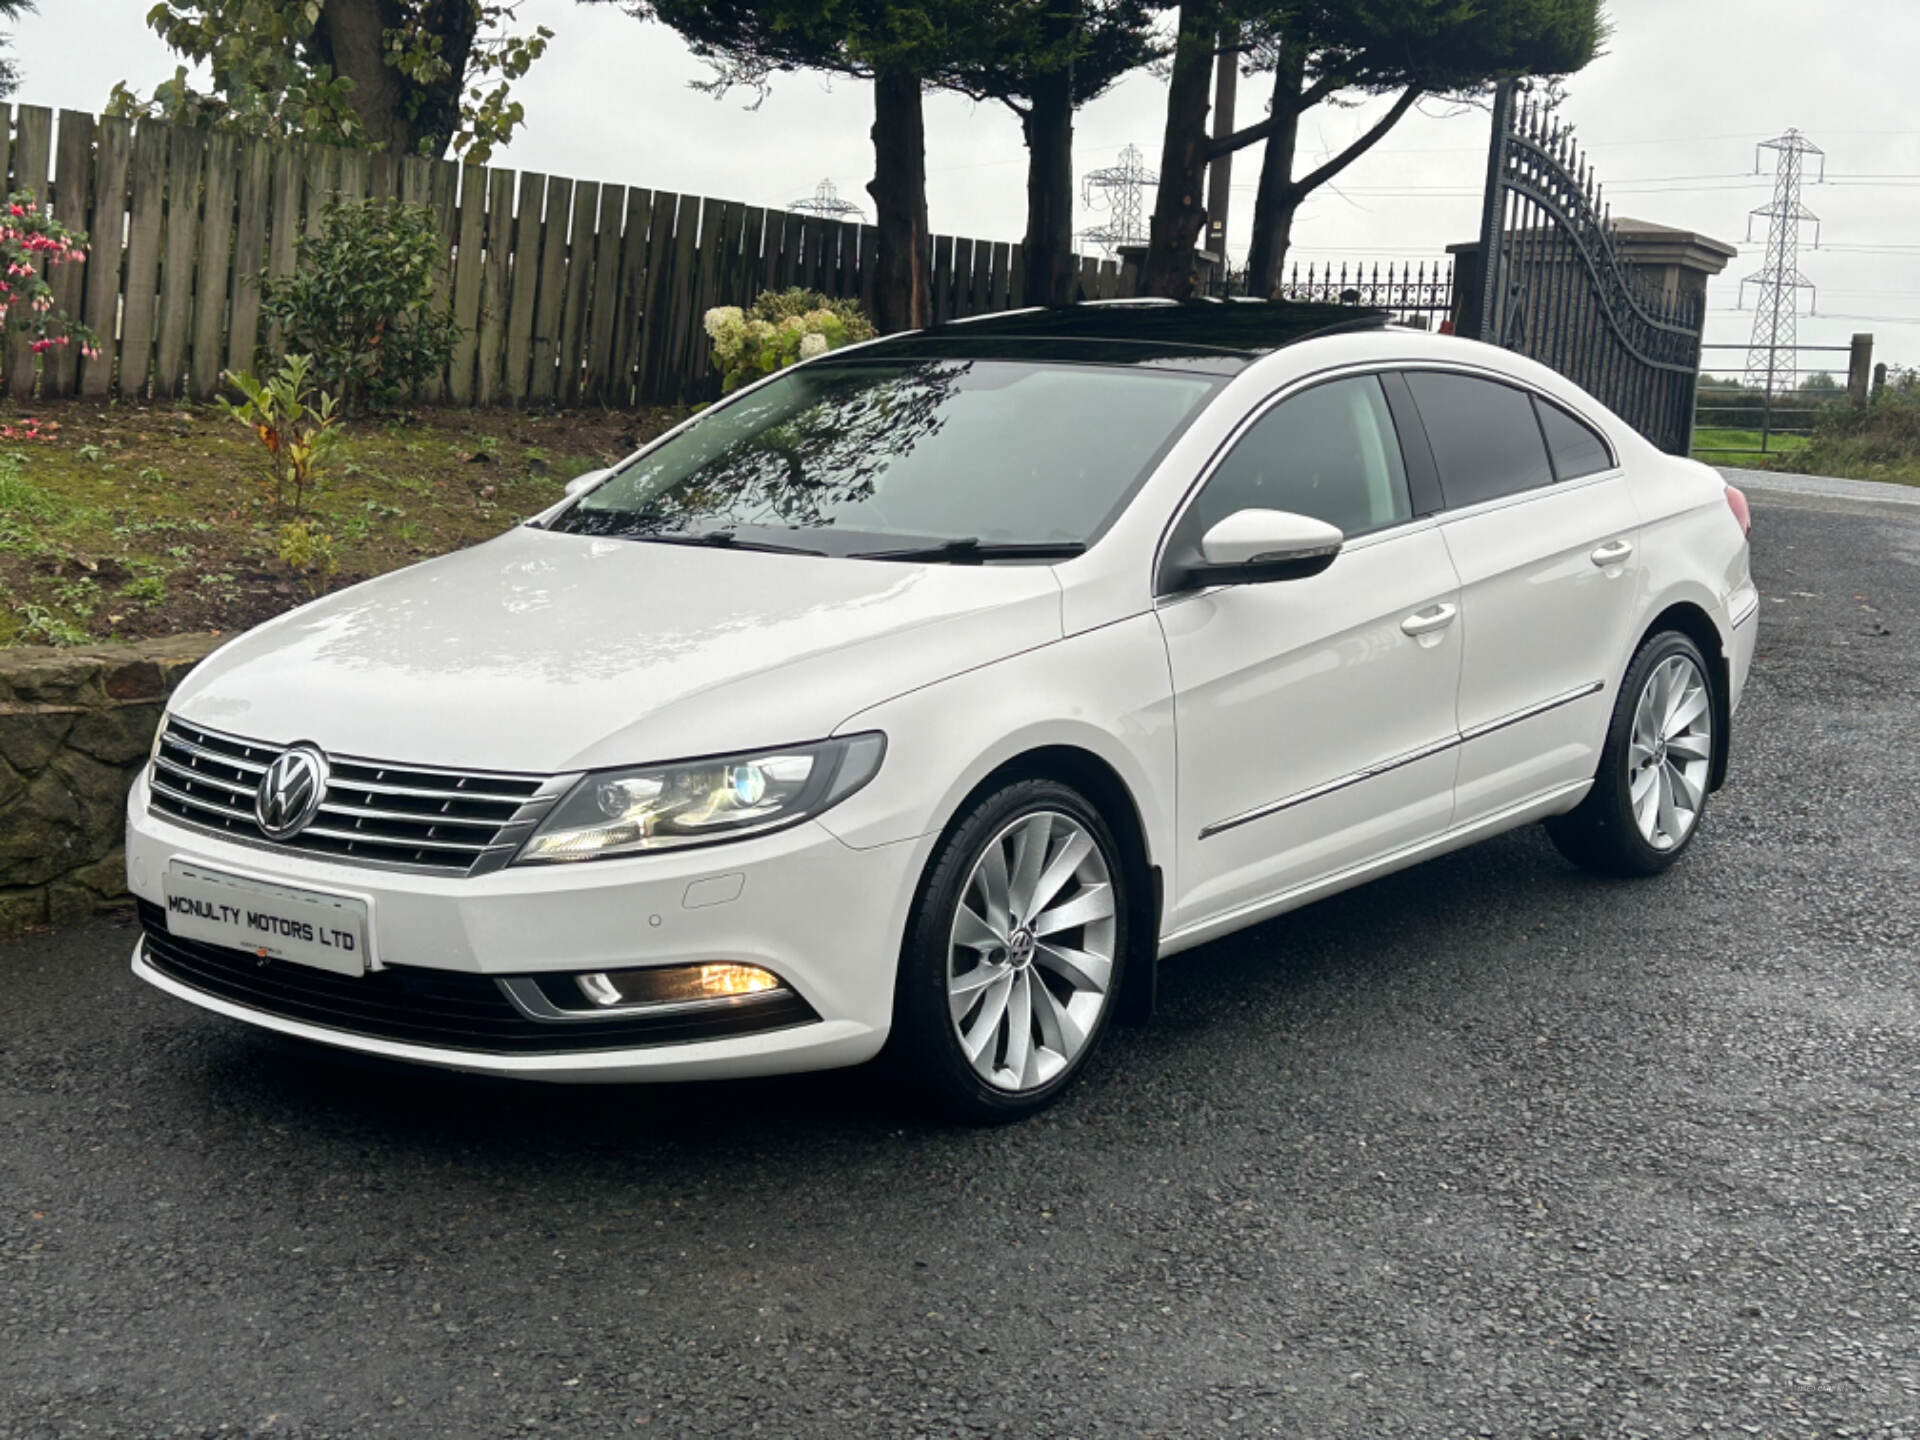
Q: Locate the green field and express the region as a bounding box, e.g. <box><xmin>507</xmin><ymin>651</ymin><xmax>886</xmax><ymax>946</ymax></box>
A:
<box><xmin>1690</xmin><ymin>427</ymin><xmax>1811</xmax><ymax>464</ymax></box>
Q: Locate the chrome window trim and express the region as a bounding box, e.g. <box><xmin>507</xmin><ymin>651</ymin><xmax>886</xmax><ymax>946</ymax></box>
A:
<box><xmin>1196</xmin><ymin>679</ymin><xmax>1605</xmax><ymax>840</ymax></box>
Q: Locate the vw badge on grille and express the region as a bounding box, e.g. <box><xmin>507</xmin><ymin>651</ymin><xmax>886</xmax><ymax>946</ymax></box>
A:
<box><xmin>255</xmin><ymin>744</ymin><xmax>328</xmax><ymax>839</ymax></box>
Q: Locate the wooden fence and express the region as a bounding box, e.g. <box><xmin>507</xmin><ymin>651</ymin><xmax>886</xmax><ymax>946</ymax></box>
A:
<box><xmin>5</xmin><ymin>104</ymin><xmax>1128</xmax><ymax>409</ymax></box>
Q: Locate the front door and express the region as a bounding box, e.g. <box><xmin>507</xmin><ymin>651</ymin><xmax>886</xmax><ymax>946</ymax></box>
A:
<box><xmin>1157</xmin><ymin>374</ymin><xmax>1465</xmax><ymax>934</ymax></box>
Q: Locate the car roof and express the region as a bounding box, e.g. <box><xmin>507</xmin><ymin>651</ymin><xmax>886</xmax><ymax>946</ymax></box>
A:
<box><xmin>843</xmin><ymin>298</ymin><xmax>1393</xmax><ymax>373</ymax></box>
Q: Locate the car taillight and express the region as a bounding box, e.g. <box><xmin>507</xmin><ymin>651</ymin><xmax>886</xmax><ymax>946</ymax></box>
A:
<box><xmin>1724</xmin><ymin>484</ymin><xmax>1752</xmax><ymax>538</ymax></box>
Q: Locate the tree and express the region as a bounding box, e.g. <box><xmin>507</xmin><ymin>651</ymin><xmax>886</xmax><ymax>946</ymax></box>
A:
<box><xmin>943</xmin><ymin>2</ymin><xmax>1160</xmax><ymax>307</ymax></box>
<box><xmin>0</xmin><ymin>0</ymin><xmax>32</xmax><ymax>101</ymax></box>
<box><xmin>619</xmin><ymin>0</ymin><xmax>966</xmax><ymax>333</ymax></box>
<box><xmin>1142</xmin><ymin>0</ymin><xmax>1603</xmax><ymax>299</ymax></box>
<box><xmin>623</xmin><ymin>1</ymin><xmax>1160</xmax><ymax>327</ymax></box>
<box><xmin>109</xmin><ymin>0</ymin><xmax>551</xmax><ymax>162</ymax></box>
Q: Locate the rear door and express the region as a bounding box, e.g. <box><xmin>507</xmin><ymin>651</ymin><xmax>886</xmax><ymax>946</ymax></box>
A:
<box><xmin>1401</xmin><ymin>370</ymin><xmax>1641</xmax><ymax>823</ymax></box>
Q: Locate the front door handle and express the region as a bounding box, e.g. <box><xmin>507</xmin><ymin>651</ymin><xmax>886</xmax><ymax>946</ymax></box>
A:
<box><xmin>1401</xmin><ymin>602</ymin><xmax>1459</xmax><ymax>637</ymax></box>
<box><xmin>1591</xmin><ymin>539</ymin><xmax>1634</xmax><ymax>567</ymax></box>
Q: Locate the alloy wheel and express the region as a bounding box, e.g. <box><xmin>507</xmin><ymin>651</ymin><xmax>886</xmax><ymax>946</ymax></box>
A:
<box><xmin>946</xmin><ymin>810</ymin><xmax>1117</xmax><ymax>1093</ymax></box>
<box><xmin>1628</xmin><ymin>653</ymin><xmax>1713</xmax><ymax>852</ymax></box>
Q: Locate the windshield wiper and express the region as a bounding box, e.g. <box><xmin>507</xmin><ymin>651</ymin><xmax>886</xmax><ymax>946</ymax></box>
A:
<box><xmin>853</xmin><ymin>537</ymin><xmax>1088</xmax><ymax>564</ymax></box>
<box><xmin>620</xmin><ymin>528</ymin><xmax>826</xmax><ymax>557</ymax></box>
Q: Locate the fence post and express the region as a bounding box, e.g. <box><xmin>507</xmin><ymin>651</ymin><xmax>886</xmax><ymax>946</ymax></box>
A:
<box><xmin>1848</xmin><ymin>333</ymin><xmax>1874</xmax><ymax>408</ymax></box>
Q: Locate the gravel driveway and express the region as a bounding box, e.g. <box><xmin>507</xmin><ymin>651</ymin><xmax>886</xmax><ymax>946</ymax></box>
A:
<box><xmin>4</xmin><ymin>472</ymin><xmax>1917</xmax><ymax>1440</ymax></box>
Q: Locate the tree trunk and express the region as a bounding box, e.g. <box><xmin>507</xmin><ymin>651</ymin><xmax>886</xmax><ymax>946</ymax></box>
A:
<box><xmin>866</xmin><ymin>66</ymin><xmax>931</xmax><ymax>333</ymax></box>
<box><xmin>1142</xmin><ymin>0</ymin><xmax>1220</xmax><ymax>299</ymax></box>
<box><xmin>1244</xmin><ymin>48</ymin><xmax>1305</xmax><ymax>298</ymax></box>
<box><xmin>1021</xmin><ymin>71</ymin><xmax>1076</xmax><ymax>307</ymax></box>
<box><xmin>311</xmin><ymin>0</ymin><xmax>472</xmax><ymax>158</ymax></box>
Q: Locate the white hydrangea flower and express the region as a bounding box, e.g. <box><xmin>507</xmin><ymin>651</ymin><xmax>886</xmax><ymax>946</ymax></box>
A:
<box><xmin>703</xmin><ymin>305</ymin><xmax>745</xmax><ymax>340</ymax></box>
<box><xmin>798</xmin><ymin>332</ymin><xmax>830</xmax><ymax>360</ymax></box>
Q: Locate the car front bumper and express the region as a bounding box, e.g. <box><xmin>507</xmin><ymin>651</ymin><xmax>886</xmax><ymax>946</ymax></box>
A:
<box><xmin>125</xmin><ymin>772</ymin><xmax>924</xmax><ymax>1082</ymax></box>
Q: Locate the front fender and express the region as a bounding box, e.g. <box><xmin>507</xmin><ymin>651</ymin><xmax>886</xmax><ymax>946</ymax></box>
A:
<box><xmin>815</xmin><ymin>614</ymin><xmax>1177</xmax><ymax>886</ymax></box>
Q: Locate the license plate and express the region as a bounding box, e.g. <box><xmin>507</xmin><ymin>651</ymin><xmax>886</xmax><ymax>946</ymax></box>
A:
<box><xmin>163</xmin><ymin>863</ymin><xmax>370</xmax><ymax>976</ymax></box>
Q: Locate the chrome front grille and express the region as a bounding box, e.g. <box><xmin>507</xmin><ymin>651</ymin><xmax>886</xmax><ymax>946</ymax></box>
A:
<box><xmin>147</xmin><ymin>717</ymin><xmax>567</xmax><ymax>875</ymax></box>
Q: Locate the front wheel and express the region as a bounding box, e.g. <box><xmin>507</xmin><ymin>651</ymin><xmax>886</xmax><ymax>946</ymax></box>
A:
<box><xmin>1547</xmin><ymin>629</ymin><xmax>1717</xmax><ymax>877</ymax></box>
<box><xmin>890</xmin><ymin>779</ymin><xmax>1128</xmax><ymax>1123</ymax></box>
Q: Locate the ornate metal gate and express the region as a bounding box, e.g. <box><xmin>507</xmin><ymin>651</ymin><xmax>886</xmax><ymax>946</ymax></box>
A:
<box><xmin>1464</xmin><ymin>82</ymin><xmax>1705</xmax><ymax>454</ymax></box>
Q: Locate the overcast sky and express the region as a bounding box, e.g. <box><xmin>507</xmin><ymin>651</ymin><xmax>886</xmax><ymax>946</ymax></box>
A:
<box><xmin>17</xmin><ymin>0</ymin><xmax>1920</xmax><ymax>369</ymax></box>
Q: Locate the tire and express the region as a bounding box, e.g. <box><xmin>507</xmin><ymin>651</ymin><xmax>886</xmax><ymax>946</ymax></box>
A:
<box><xmin>1546</xmin><ymin>629</ymin><xmax>1717</xmax><ymax>877</ymax></box>
<box><xmin>890</xmin><ymin>778</ymin><xmax>1129</xmax><ymax>1123</ymax></box>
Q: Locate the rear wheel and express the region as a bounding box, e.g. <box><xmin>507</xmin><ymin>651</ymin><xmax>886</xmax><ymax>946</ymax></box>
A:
<box><xmin>891</xmin><ymin>779</ymin><xmax>1128</xmax><ymax>1122</ymax></box>
<box><xmin>1547</xmin><ymin>630</ymin><xmax>1716</xmax><ymax>877</ymax></box>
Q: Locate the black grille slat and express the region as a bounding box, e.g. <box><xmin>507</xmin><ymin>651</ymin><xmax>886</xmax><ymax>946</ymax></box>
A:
<box><xmin>138</xmin><ymin>903</ymin><xmax>819</xmax><ymax>1054</ymax></box>
<box><xmin>148</xmin><ymin>719</ymin><xmax>550</xmax><ymax>875</ymax></box>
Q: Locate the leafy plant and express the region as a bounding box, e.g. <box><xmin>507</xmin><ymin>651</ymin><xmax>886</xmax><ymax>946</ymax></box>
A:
<box><xmin>137</xmin><ymin>465</ymin><xmax>166</xmax><ymax>485</ymax></box>
<box><xmin>121</xmin><ymin>573</ymin><xmax>167</xmax><ymax>605</ymax></box>
<box><xmin>14</xmin><ymin>601</ymin><xmax>88</xmax><ymax>646</ymax></box>
<box><xmin>0</xmin><ymin>190</ymin><xmax>99</xmax><ymax>370</ymax></box>
<box><xmin>76</xmin><ymin>442</ymin><xmax>104</xmax><ymax>462</ymax></box>
<box><xmin>704</xmin><ymin>288</ymin><xmax>876</xmax><ymax>394</ymax></box>
<box><xmin>217</xmin><ymin>352</ymin><xmax>342</xmax><ymax>512</ymax></box>
<box><xmin>258</xmin><ymin>198</ymin><xmax>460</xmax><ymax>413</ymax></box>
<box><xmin>276</xmin><ymin>519</ymin><xmax>337</xmax><ymax>595</ymax></box>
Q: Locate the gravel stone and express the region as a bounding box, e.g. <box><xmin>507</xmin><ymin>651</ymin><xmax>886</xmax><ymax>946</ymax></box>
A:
<box><xmin>2</xmin><ymin>478</ymin><xmax>1916</xmax><ymax>1439</ymax></box>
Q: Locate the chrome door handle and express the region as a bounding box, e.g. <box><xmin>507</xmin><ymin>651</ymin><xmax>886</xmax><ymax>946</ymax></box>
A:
<box><xmin>1401</xmin><ymin>602</ymin><xmax>1459</xmax><ymax>637</ymax></box>
<box><xmin>1590</xmin><ymin>539</ymin><xmax>1634</xmax><ymax>567</ymax></box>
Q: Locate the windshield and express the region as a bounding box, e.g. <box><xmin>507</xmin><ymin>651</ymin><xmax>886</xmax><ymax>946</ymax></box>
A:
<box><xmin>549</xmin><ymin>358</ymin><xmax>1221</xmax><ymax>556</ymax></box>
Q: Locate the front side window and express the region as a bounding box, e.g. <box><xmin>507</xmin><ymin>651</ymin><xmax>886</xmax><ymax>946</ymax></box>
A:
<box><xmin>550</xmin><ymin>358</ymin><xmax>1221</xmax><ymax>556</ymax></box>
<box><xmin>1404</xmin><ymin>371</ymin><xmax>1555</xmax><ymax>509</ymax></box>
<box><xmin>1185</xmin><ymin>375</ymin><xmax>1414</xmax><ymax>542</ymax></box>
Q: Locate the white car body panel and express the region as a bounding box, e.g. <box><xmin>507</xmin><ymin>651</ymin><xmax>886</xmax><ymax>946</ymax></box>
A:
<box><xmin>168</xmin><ymin>526</ymin><xmax>1062</xmax><ymax>774</ymax></box>
<box><xmin>1156</xmin><ymin>521</ymin><xmax>1462</xmax><ymax>931</ymax></box>
<box><xmin>131</xmin><ymin>324</ymin><xmax>1755</xmax><ymax>1083</ymax></box>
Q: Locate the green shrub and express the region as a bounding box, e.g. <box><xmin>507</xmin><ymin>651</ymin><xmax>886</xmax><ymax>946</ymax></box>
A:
<box><xmin>259</xmin><ymin>198</ymin><xmax>460</xmax><ymax>413</ymax></box>
<box><xmin>704</xmin><ymin>288</ymin><xmax>876</xmax><ymax>394</ymax></box>
<box><xmin>1788</xmin><ymin>368</ymin><xmax>1920</xmax><ymax>483</ymax></box>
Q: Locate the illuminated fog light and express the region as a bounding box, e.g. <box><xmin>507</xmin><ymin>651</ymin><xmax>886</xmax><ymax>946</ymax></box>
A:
<box><xmin>577</xmin><ymin>963</ymin><xmax>786</xmax><ymax>1009</ymax></box>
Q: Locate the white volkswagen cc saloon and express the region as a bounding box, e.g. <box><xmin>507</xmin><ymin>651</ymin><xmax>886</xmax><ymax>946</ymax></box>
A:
<box><xmin>129</xmin><ymin>300</ymin><xmax>1758</xmax><ymax>1120</ymax></box>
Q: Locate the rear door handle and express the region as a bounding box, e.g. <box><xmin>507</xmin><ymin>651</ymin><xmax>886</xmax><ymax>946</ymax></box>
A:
<box><xmin>1401</xmin><ymin>602</ymin><xmax>1459</xmax><ymax>637</ymax></box>
<box><xmin>1591</xmin><ymin>539</ymin><xmax>1634</xmax><ymax>567</ymax></box>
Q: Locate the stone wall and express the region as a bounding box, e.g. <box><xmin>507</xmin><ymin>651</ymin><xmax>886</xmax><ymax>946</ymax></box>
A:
<box><xmin>0</xmin><ymin>634</ymin><xmax>223</xmax><ymax>936</ymax></box>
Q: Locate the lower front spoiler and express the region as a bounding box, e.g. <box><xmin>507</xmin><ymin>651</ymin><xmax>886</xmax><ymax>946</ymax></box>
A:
<box><xmin>132</xmin><ymin>940</ymin><xmax>885</xmax><ymax>1084</ymax></box>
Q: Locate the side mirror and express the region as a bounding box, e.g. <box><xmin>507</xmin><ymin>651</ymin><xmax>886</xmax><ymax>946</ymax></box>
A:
<box><xmin>1189</xmin><ymin>508</ymin><xmax>1343</xmax><ymax>586</ymax></box>
<box><xmin>564</xmin><ymin>467</ymin><xmax>611</xmax><ymax>499</ymax></box>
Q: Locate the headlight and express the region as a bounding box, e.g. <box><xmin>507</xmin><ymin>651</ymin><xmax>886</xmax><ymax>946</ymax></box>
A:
<box><xmin>515</xmin><ymin>733</ymin><xmax>885</xmax><ymax>864</ymax></box>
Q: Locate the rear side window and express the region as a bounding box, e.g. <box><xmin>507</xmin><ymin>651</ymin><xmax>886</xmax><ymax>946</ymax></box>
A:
<box><xmin>1404</xmin><ymin>371</ymin><xmax>1553</xmax><ymax>509</ymax></box>
<box><xmin>1534</xmin><ymin>397</ymin><xmax>1615</xmax><ymax>480</ymax></box>
<box><xmin>1189</xmin><ymin>375</ymin><xmax>1413</xmax><ymax>541</ymax></box>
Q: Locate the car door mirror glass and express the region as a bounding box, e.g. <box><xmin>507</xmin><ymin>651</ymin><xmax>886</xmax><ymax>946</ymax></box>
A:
<box><xmin>1191</xmin><ymin>508</ymin><xmax>1344</xmax><ymax>585</ymax></box>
